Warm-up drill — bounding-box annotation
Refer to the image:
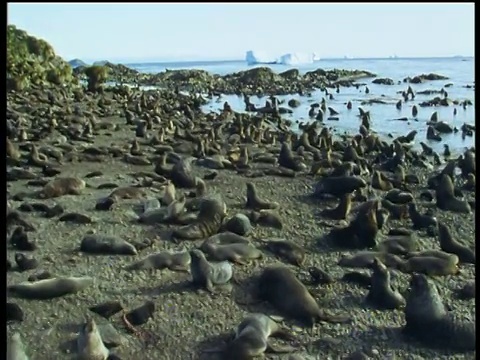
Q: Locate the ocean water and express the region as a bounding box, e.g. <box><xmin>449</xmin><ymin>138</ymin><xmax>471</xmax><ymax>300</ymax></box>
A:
<box><xmin>126</xmin><ymin>57</ymin><xmax>475</xmax><ymax>155</ymax></box>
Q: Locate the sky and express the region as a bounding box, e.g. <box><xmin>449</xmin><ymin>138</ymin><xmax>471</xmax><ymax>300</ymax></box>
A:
<box><xmin>7</xmin><ymin>3</ymin><xmax>475</xmax><ymax>63</ymax></box>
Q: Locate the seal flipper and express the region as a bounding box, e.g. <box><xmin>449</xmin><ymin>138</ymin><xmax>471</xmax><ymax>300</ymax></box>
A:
<box><xmin>317</xmin><ymin>311</ymin><xmax>351</xmax><ymax>324</ymax></box>
<box><xmin>265</xmin><ymin>340</ymin><xmax>297</xmax><ymax>354</ymax></box>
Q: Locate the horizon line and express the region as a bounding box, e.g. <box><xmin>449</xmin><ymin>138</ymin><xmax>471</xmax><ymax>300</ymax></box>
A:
<box><xmin>72</xmin><ymin>55</ymin><xmax>474</xmax><ymax>65</ymax></box>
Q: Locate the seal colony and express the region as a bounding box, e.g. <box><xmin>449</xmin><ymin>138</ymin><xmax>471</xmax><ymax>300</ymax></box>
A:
<box><xmin>6</xmin><ymin>25</ymin><xmax>475</xmax><ymax>359</ymax></box>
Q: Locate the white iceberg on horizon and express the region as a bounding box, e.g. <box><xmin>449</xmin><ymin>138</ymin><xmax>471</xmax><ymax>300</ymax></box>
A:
<box><xmin>245</xmin><ymin>50</ymin><xmax>319</xmax><ymax>65</ymax></box>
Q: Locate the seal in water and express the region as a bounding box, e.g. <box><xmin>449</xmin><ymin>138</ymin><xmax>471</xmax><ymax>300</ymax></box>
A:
<box><xmin>257</xmin><ymin>266</ymin><xmax>350</xmax><ymax>327</ymax></box>
<box><xmin>189</xmin><ymin>249</ymin><xmax>233</xmax><ymax>293</ymax></box>
<box><xmin>7</xmin><ymin>333</ymin><xmax>29</xmax><ymax>360</ymax></box>
<box><xmin>365</xmin><ymin>258</ymin><xmax>405</xmax><ymax>310</ymax></box>
<box><xmin>77</xmin><ymin>317</ymin><xmax>109</xmax><ymax>360</ymax></box>
<box><xmin>126</xmin><ymin>250</ymin><xmax>191</xmax><ymax>271</ymax></box>
<box><xmin>8</xmin><ymin>276</ymin><xmax>93</xmax><ymax>300</ymax></box>
<box><xmin>222</xmin><ymin>313</ymin><xmax>297</xmax><ymax>360</ymax></box>
<box><xmin>437</xmin><ymin>222</ymin><xmax>475</xmax><ymax>264</ymax></box>
<box><xmin>245</xmin><ymin>182</ymin><xmax>279</xmax><ymax>210</ymax></box>
<box><xmin>403</xmin><ymin>273</ymin><xmax>475</xmax><ymax>352</ymax></box>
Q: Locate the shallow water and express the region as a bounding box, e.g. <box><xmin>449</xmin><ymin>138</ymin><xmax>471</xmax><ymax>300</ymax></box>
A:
<box><xmin>126</xmin><ymin>57</ymin><xmax>475</xmax><ymax>155</ymax></box>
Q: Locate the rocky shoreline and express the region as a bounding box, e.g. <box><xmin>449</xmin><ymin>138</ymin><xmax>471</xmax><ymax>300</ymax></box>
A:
<box><xmin>6</xmin><ymin>26</ymin><xmax>476</xmax><ymax>360</ymax></box>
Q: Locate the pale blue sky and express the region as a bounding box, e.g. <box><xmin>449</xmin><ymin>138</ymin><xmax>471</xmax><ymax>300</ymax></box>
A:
<box><xmin>7</xmin><ymin>3</ymin><xmax>475</xmax><ymax>62</ymax></box>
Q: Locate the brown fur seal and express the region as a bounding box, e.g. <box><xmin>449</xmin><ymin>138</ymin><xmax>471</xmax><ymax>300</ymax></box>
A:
<box><xmin>338</xmin><ymin>251</ymin><xmax>402</xmax><ymax>269</ymax></box>
<box><xmin>189</xmin><ymin>249</ymin><xmax>233</xmax><ymax>293</ymax></box>
<box><xmin>436</xmin><ymin>174</ymin><xmax>471</xmax><ymax>213</ymax></box>
<box><xmin>327</xmin><ymin>200</ymin><xmax>379</xmax><ymax>249</ymax></box>
<box><xmin>278</xmin><ymin>142</ymin><xmax>307</xmax><ymax>171</ymax></box>
<box><xmin>222</xmin><ymin>313</ymin><xmax>297</xmax><ymax>360</ymax></box>
<box><xmin>248</xmin><ymin>210</ymin><xmax>283</xmax><ymax>230</ymax></box>
<box><xmin>403</xmin><ymin>273</ymin><xmax>475</xmax><ymax>352</ymax></box>
<box><xmin>437</xmin><ymin>222</ymin><xmax>475</xmax><ymax>264</ymax></box>
<box><xmin>7</xmin><ymin>333</ymin><xmax>29</xmax><ymax>360</ymax></box>
<box><xmin>126</xmin><ymin>251</ymin><xmax>191</xmax><ymax>271</ymax></box>
<box><xmin>407</xmin><ymin>202</ymin><xmax>438</xmax><ymax>229</ymax></box>
<box><xmin>80</xmin><ymin>234</ymin><xmax>137</xmax><ymax>255</ymax></box>
<box><xmin>257</xmin><ymin>238</ymin><xmax>305</xmax><ymax>266</ymax></box>
<box><xmin>8</xmin><ymin>276</ymin><xmax>93</xmax><ymax>299</ymax></box>
<box><xmin>245</xmin><ymin>182</ymin><xmax>279</xmax><ymax>210</ymax></box>
<box><xmin>380</xmin><ymin>199</ymin><xmax>408</xmax><ymax>220</ymax></box>
<box><xmin>398</xmin><ymin>252</ymin><xmax>459</xmax><ymax>276</ymax></box>
<box><xmin>312</xmin><ymin>175</ymin><xmax>367</xmax><ymax>198</ymax></box>
<box><xmin>38</xmin><ymin>177</ymin><xmax>86</xmax><ymax>199</ymax></box>
<box><xmin>77</xmin><ymin>317</ymin><xmax>109</xmax><ymax>360</ymax></box>
<box><xmin>365</xmin><ymin>258</ymin><xmax>405</xmax><ymax>310</ymax></box>
<box><xmin>199</xmin><ymin>240</ymin><xmax>262</xmax><ymax>265</ymax></box>
<box><xmin>257</xmin><ymin>266</ymin><xmax>351</xmax><ymax>327</ymax></box>
<box><xmin>371</xmin><ymin>170</ymin><xmax>393</xmax><ymax>191</ymax></box>
<box><xmin>172</xmin><ymin>196</ymin><xmax>227</xmax><ymax>241</ymax></box>
<box><xmin>319</xmin><ymin>193</ymin><xmax>352</xmax><ymax>220</ymax></box>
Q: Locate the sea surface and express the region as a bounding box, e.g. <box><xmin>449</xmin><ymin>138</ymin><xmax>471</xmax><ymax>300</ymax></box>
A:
<box><xmin>125</xmin><ymin>57</ymin><xmax>475</xmax><ymax>155</ymax></box>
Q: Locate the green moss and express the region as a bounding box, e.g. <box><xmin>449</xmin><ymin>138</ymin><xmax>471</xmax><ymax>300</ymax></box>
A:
<box><xmin>7</xmin><ymin>24</ymin><xmax>74</xmax><ymax>91</ymax></box>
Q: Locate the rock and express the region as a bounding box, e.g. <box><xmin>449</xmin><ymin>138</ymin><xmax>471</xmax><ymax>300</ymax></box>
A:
<box><xmin>223</xmin><ymin>214</ymin><xmax>253</xmax><ymax>236</ymax></box>
<box><xmin>372</xmin><ymin>78</ymin><xmax>394</xmax><ymax>85</ymax></box>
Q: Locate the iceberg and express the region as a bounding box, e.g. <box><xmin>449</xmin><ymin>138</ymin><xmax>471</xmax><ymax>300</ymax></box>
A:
<box><xmin>245</xmin><ymin>50</ymin><xmax>277</xmax><ymax>65</ymax></box>
<box><xmin>277</xmin><ymin>52</ymin><xmax>317</xmax><ymax>65</ymax></box>
<box><xmin>245</xmin><ymin>50</ymin><xmax>319</xmax><ymax>65</ymax></box>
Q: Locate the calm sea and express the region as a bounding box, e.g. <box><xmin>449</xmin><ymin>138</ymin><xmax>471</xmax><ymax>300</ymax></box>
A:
<box><xmin>125</xmin><ymin>57</ymin><xmax>475</xmax><ymax>155</ymax></box>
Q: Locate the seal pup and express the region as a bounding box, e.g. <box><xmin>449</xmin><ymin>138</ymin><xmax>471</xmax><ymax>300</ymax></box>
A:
<box><xmin>437</xmin><ymin>222</ymin><xmax>475</xmax><ymax>264</ymax></box>
<box><xmin>436</xmin><ymin>174</ymin><xmax>471</xmax><ymax>213</ymax></box>
<box><xmin>126</xmin><ymin>250</ymin><xmax>191</xmax><ymax>271</ymax></box>
<box><xmin>222</xmin><ymin>313</ymin><xmax>297</xmax><ymax>360</ymax></box>
<box><xmin>462</xmin><ymin>173</ymin><xmax>475</xmax><ymax>191</ymax></box>
<box><xmin>338</xmin><ymin>251</ymin><xmax>403</xmax><ymax>269</ymax></box>
<box><xmin>172</xmin><ymin>196</ymin><xmax>227</xmax><ymax>240</ymax></box>
<box><xmin>7</xmin><ymin>333</ymin><xmax>29</xmax><ymax>360</ymax></box>
<box><xmin>7</xmin><ymin>302</ymin><xmax>24</xmax><ymax>322</ymax></box>
<box><xmin>245</xmin><ymin>182</ymin><xmax>279</xmax><ymax>210</ymax></box>
<box><xmin>189</xmin><ymin>249</ymin><xmax>233</xmax><ymax>293</ymax></box>
<box><xmin>403</xmin><ymin>273</ymin><xmax>475</xmax><ymax>352</ymax></box>
<box><xmin>80</xmin><ymin>234</ymin><xmax>138</xmax><ymax>255</ymax></box>
<box><xmin>77</xmin><ymin>317</ymin><xmax>109</xmax><ymax>360</ymax></box>
<box><xmin>407</xmin><ymin>202</ymin><xmax>437</xmax><ymax>229</ymax></box>
<box><xmin>398</xmin><ymin>251</ymin><xmax>459</xmax><ymax>276</ymax></box>
<box><xmin>161</xmin><ymin>180</ymin><xmax>176</xmax><ymax>205</ymax></box>
<box><xmin>248</xmin><ymin>210</ymin><xmax>283</xmax><ymax>230</ymax></box>
<box><xmin>319</xmin><ymin>193</ymin><xmax>352</xmax><ymax>220</ymax></box>
<box><xmin>455</xmin><ymin>281</ymin><xmax>475</xmax><ymax>300</ymax></box>
<box><xmin>257</xmin><ymin>238</ymin><xmax>305</xmax><ymax>266</ymax></box>
<box><xmin>257</xmin><ymin>266</ymin><xmax>350</xmax><ymax>327</ymax></box>
<box><xmin>199</xmin><ymin>240</ymin><xmax>262</xmax><ymax>265</ymax></box>
<box><xmin>38</xmin><ymin>177</ymin><xmax>86</xmax><ymax>199</ymax></box>
<box><xmin>365</xmin><ymin>258</ymin><xmax>405</xmax><ymax>310</ymax></box>
<box><xmin>8</xmin><ymin>276</ymin><xmax>93</xmax><ymax>300</ymax></box>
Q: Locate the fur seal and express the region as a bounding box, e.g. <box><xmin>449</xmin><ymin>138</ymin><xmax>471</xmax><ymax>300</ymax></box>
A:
<box><xmin>80</xmin><ymin>234</ymin><xmax>138</xmax><ymax>255</ymax></box>
<box><xmin>172</xmin><ymin>196</ymin><xmax>227</xmax><ymax>241</ymax></box>
<box><xmin>398</xmin><ymin>252</ymin><xmax>459</xmax><ymax>276</ymax></box>
<box><xmin>312</xmin><ymin>176</ymin><xmax>367</xmax><ymax>198</ymax></box>
<box><xmin>455</xmin><ymin>281</ymin><xmax>475</xmax><ymax>300</ymax></box>
<box><xmin>189</xmin><ymin>249</ymin><xmax>233</xmax><ymax>293</ymax></box>
<box><xmin>257</xmin><ymin>238</ymin><xmax>305</xmax><ymax>266</ymax></box>
<box><xmin>278</xmin><ymin>142</ymin><xmax>307</xmax><ymax>171</ymax></box>
<box><xmin>9</xmin><ymin>226</ymin><xmax>36</xmax><ymax>251</ymax></box>
<box><xmin>161</xmin><ymin>180</ymin><xmax>176</xmax><ymax>205</ymax></box>
<box><xmin>257</xmin><ymin>266</ymin><xmax>351</xmax><ymax>327</ymax></box>
<box><xmin>170</xmin><ymin>157</ymin><xmax>197</xmax><ymax>188</ymax></box>
<box><xmin>319</xmin><ymin>193</ymin><xmax>352</xmax><ymax>220</ymax></box>
<box><xmin>308</xmin><ymin>266</ymin><xmax>335</xmax><ymax>285</ymax></box>
<box><xmin>14</xmin><ymin>253</ymin><xmax>38</xmax><ymax>272</ymax></box>
<box><xmin>365</xmin><ymin>258</ymin><xmax>405</xmax><ymax>310</ymax></box>
<box><xmin>338</xmin><ymin>251</ymin><xmax>402</xmax><ymax>269</ymax></box>
<box><xmin>89</xmin><ymin>301</ymin><xmax>124</xmax><ymax>319</ymax></box>
<box><xmin>403</xmin><ymin>273</ymin><xmax>475</xmax><ymax>352</ymax></box>
<box><xmin>38</xmin><ymin>177</ymin><xmax>86</xmax><ymax>199</ymax></box>
<box><xmin>437</xmin><ymin>222</ymin><xmax>475</xmax><ymax>264</ymax></box>
<box><xmin>126</xmin><ymin>251</ymin><xmax>191</xmax><ymax>271</ymax></box>
<box><xmin>326</xmin><ymin>199</ymin><xmax>379</xmax><ymax>249</ymax></box>
<box><xmin>77</xmin><ymin>317</ymin><xmax>109</xmax><ymax>360</ymax></box>
<box><xmin>375</xmin><ymin>234</ymin><xmax>416</xmax><ymax>255</ymax></box>
<box><xmin>7</xmin><ymin>333</ymin><xmax>29</xmax><ymax>360</ymax></box>
<box><xmin>7</xmin><ymin>302</ymin><xmax>24</xmax><ymax>322</ymax></box>
<box><xmin>199</xmin><ymin>240</ymin><xmax>262</xmax><ymax>265</ymax></box>
<box><xmin>245</xmin><ymin>182</ymin><xmax>279</xmax><ymax>210</ymax></box>
<box><xmin>248</xmin><ymin>210</ymin><xmax>283</xmax><ymax>230</ymax></box>
<box><xmin>125</xmin><ymin>301</ymin><xmax>155</xmax><ymax>326</ymax></box>
<box><xmin>8</xmin><ymin>276</ymin><xmax>93</xmax><ymax>299</ymax></box>
<box><xmin>222</xmin><ymin>313</ymin><xmax>297</xmax><ymax>360</ymax></box>
<box><xmin>436</xmin><ymin>174</ymin><xmax>471</xmax><ymax>213</ymax></box>
<box><xmin>407</xmin><ymin>202</ymin><xmax>437</xmax><ymax>229</ymax></box>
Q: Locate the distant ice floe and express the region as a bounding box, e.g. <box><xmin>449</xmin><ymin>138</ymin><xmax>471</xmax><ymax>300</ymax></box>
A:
<box><xmin>245</xmin><ymin>50</ymin><xmax>319</xmax><ymax>65</ymax></box>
